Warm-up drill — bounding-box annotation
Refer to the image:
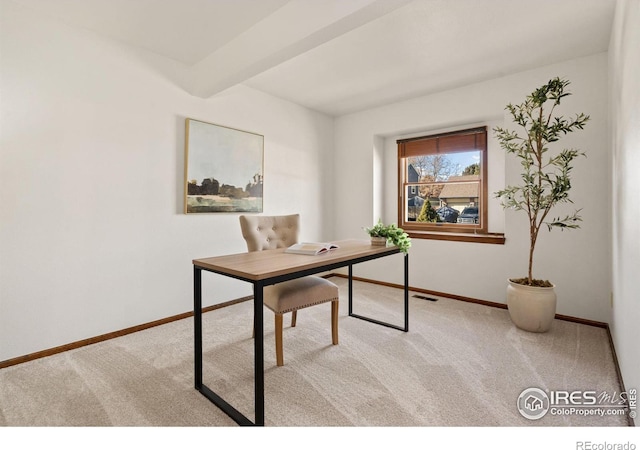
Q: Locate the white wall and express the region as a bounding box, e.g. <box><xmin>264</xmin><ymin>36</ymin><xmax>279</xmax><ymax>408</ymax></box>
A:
<box><xmin>334</xmin><ymin>53</ymin><xmax>611</xmax><ymax>323</ymax></box>
<box><xmin>610</xmin><ymin>0</ymin><xmax>640</xmax><ymax>415</ymax></box>
<box><xmin>0</xmin><ymin>0</ymin><xmax>626</xmax><ymax>369</ymax></box>
<box><xmin>0</xmin><ymin>1</ymin><xmax>334</xmax><ymax>362</ymax></box>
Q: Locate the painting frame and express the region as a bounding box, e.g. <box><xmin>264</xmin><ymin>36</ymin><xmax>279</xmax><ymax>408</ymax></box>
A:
<box><xmin>184</xmin><ymin>118</ymin><xmax>264</xmax><ymax>214</ymax></box>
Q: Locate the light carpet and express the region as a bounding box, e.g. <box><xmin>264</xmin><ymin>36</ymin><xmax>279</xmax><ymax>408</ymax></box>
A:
<box><xmin>0</xmin><ymin>278</ymin><xmax>628</xmax><ymax>427</ymax></box>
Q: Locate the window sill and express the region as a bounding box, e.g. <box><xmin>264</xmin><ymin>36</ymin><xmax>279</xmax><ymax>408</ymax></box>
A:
<box><xmin>405</xmin><ymin>230</ymin><xmax>505</xmax><ymax>245</ymax></box>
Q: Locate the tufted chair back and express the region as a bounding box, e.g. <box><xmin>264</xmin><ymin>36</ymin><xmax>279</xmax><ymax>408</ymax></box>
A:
<box><xmin>239</xmin><ymin>214</ymin><xmax>300</xmax><ymax>252</ymax></box>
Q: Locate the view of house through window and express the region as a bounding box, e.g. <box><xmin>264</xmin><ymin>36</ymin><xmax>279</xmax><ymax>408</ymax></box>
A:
<box><xmin>398</xmin><ymin>127</ymin><xmax>487</xmax><ymax>236</ymax></box>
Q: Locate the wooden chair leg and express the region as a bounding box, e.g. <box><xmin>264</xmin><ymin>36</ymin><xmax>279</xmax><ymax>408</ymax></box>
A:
<box><xmin>291</xmin><ymin>310</ymin><xmax>297</xmax><ymax>327</ymax></box>
<box><xmin>275</xmin><ymin>314</ymin><xmax>284</xmax><ymax>366</ymax></box>
<box><xmin>331</xmin><ymin>300</ymin><xmax>339</xmax><ymax>345</ymax></box>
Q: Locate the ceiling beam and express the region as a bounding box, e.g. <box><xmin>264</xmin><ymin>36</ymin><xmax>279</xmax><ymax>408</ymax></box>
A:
<box><xmin>189</xmin><ymin>0</ymin><xmax>413</xmax><ymax>98</ymax></box>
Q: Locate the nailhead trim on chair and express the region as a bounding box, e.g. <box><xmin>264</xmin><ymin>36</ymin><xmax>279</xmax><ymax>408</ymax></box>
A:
<box><xmin>264</xmin><ymin>296</ymin><xmax>339</xmax><ymax>315</ymax></box>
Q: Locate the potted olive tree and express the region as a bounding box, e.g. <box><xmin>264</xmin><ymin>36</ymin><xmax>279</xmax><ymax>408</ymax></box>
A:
<box><xmin>494</xmin><ymin>77</ymin><xmax>589</xmax><ymax>332</ymax></box>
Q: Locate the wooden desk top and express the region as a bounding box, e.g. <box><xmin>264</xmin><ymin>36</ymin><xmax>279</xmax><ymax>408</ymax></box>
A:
<box><xmin>193</xmin><ymin>239</ymin><xmax>399</xmax><ymax>281</ymax></box>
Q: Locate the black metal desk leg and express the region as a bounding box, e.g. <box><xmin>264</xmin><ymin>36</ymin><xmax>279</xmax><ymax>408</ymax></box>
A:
<box><xmin>348</xmin><ymin>254</ymin><xmax>409</xmax><ymax>332</ymax></box>
<box><xmin>348</xmin><ymin>265</ymin><xmax>354</xmax><ymax>315</ymax></box>
<box><xmin>404</xmin><ymin>253</ymin><xmax>409</xmax><ymax>332</ymax></box>
<box><xmin>253</xmin><ymin>282</ymin><xmax>265</xmax><ymax>426</ymax></box>
<box><xmin>194</xmin><ymin>267</ymin><xmax>202</xmax><ymax>390</ymax></box>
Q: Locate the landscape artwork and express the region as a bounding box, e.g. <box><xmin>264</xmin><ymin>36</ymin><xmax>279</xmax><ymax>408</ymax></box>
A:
<box><xmin>184</xmin><ymin>119</ymin><xmax>263</xmax><ymax>214</ymax></box>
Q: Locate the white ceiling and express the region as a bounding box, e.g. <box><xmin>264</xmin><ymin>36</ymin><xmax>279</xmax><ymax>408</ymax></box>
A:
<box><xmin>10</xmin><ymin>0</ymin><xmax>617</xmax><ymax>116</ymax></box>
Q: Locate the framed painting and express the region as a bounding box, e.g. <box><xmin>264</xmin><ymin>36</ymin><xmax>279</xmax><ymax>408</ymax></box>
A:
<box><xmin>184</xmin><ymin>118</ymin><xmax>264</xmax><ymax>214</ymax></box>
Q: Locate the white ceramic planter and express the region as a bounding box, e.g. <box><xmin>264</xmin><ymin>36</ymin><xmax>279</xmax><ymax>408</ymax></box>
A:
<box><xmin>506</xmin><ymin>279</ymin><xmax>557</xmax><ymax>332</ymax></box>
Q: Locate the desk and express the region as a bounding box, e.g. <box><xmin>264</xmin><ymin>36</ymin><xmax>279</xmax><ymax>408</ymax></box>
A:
<box><xmin>192</xmin><ymin>239</ymin><xmax>409</xmax><ymax>426</ymax></box>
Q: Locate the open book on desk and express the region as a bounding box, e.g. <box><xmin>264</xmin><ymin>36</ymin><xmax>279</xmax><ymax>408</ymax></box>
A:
<box><xmin>284</xmin><ymin>242</ymin><xmax>340</xmax><ymax>256</ymax></box>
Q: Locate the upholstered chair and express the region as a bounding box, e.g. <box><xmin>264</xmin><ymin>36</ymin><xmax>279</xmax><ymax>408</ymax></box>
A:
<box><xmin>239</xmin><ymin>214</ymin><xmax>339</xmax><ymax>366</ymax></box>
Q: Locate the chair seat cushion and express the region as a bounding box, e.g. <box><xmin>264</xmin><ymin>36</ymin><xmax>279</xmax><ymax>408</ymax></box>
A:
<box><xmin>263</xmin><ymin>276</ymin><xmax>338</xmax><ymax>314</ymax></box>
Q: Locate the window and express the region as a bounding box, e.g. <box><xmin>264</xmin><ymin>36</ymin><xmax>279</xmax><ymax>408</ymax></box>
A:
<box><xmin>398</xmin><ymin>126</ymin><xmax>502</xmax><ymax>243</ymax></box>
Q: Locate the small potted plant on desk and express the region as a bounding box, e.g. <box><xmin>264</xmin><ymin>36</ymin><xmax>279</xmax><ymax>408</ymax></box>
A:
<box><xmin>365</xmin><ymin>219</ymin><xmax>411</xmax><ymax>254</ymax></box>
<box><xmin>494</xmin><ymin>77</ymin><xmax>589</xmax><ymax>332</ymax></box>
